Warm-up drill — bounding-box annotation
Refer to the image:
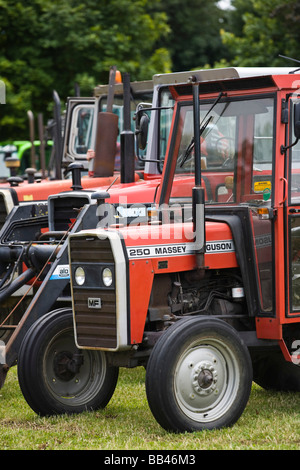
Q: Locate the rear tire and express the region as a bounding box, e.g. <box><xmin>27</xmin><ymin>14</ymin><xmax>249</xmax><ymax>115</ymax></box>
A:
<box><xmin>252</xmin><ymin>350</ymin><xmax>300</xmax><ymax>391</ymax></box>
<box><xmin>145</xmin><ymin>317</ymin><xmax>253</xmax><ymax>432</ymax></box>
<box><xmin>18</xmin><ymin>309</ymin><xmax>118</xmax><ymax>416</ymax></box>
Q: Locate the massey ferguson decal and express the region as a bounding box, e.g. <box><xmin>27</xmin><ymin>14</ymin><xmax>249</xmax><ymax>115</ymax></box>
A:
<box><xmin>205</xmin><ymin>240</ymin><xmax>235</xmax><ymax>252</ymax></box>
<box><xmin>127</xmin><ymin>240</ymin><xmax>235</xmax><ymax>259</ymax></box>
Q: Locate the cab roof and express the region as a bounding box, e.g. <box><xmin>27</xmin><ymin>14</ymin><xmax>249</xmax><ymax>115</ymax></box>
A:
<box><xmin>153</xmin><ymin>67</ymin><xmax>300</xmax><ymax>87</ymax></box>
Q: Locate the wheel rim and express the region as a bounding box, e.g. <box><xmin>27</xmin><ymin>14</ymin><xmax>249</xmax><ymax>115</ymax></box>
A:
<box><xmin>42</xmin><ymin>327</ymin><xmax>107</xmax><ymax>407</ymax></box>
<box><xmin>174</xmin><ymin>337</ymin><xmax>241</xmax><ymax>423</ymax></box>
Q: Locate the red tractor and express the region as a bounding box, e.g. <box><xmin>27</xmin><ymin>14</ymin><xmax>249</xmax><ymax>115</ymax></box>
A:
<box><xmin>11</xmin><ymin>67</ymin><xmax>300</xmax><ymax>432</ymax></box>
<box><xmin>0</xmin><ymin>69</ymin><xmax>153</xmax><ymax>225</ymax></box>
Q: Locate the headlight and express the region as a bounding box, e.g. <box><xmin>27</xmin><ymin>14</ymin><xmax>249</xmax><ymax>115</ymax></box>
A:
<box><xmin>102</xmin><ymin>267</ymin><xmax>113</xmax><ymax>287</ymax></box>
<box><xmin>75</xmin><ymin>266</ymin><xmax>85</xmax><ymax>285</ymax></box>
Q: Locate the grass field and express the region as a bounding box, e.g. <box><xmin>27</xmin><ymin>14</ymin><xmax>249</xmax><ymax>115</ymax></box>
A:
<box><xmin>0</xmin><ymin>365</ymin><xmax>299</xmax><ymax>450</ymax></box>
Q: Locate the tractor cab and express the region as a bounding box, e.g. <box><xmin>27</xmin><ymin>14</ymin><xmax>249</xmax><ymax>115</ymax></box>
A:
<box><xmin>153</xmin><ymin>70</ymin><xmax>300</xmax><ymax>340</ymax></box>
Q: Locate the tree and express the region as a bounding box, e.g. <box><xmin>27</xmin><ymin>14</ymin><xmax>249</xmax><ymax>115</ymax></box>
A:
<box><xmin>218</xmin><ymin>0</ymin><xmax>300</xmax><ymax>68</ymax></box>
<box><xmin>152</xmin><ymin>0</ymin><xmax>230</xmax><ymax>72</ymax></box>
<box><xmin>0</xmin><ymin>0</ymin><xmax>171</xmax><ymax>140</ymax></box>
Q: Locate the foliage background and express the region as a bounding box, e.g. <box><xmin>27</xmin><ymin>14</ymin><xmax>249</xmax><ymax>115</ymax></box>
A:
<box><xmin>0</xmin><ymin>0</ymin><xmax>300</xmax><ymax>140</ymax></box>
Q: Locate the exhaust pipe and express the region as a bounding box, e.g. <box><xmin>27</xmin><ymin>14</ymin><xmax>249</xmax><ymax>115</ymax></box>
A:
<box><xmin>53</xmin><ymin>90</ymin><xmax>63</xmax><ymax>180</ymax></box>
<box><xmin>192</xmin><ymin>82</ymin><xmax>205</xmax><ymax>268</ymax></box>
<box><xmin>93</xmin><ymin>66</ymin><xmax>119</xmax><ymax>177</ymax></box>
<box><xmin>121</xmin><ymin>72</ymin><xmax>135</xmax><ymax>183</ymax></box>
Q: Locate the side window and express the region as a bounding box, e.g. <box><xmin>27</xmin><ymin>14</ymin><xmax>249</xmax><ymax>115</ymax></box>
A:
<box><xmin>252</xmin><ymin>103</ymin><xmax>274</xmax><ymax>198</ymax></box>
<box><xmin>253</xmin><ymin>108</ymin><xmax>273</xmax><ymax>167</ymax></box>
<box><xmin>290</xmin><ymin>215</ymin><xmax>300</xmax><ymax>311</ymax></box>
<box><xmin>290</xmin><ymin>100</ymin><xmax>300</xmax><ymax>204</ymax></box>
<box><xmin>70</xmin><ymin>105</ymin><xmax>94</xmax><ymax>156</ymax></box>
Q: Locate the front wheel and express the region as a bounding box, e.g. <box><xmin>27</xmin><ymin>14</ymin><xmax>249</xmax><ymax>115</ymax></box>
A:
<box><xmin>17</xmin><ymin>309</ymin><xmax>119</xmax><ymax>416</ymax></box>
<box><xmin>145</xmin><ymin>317</ymin><xmax>253</xmax><ymax>432</ymax></box>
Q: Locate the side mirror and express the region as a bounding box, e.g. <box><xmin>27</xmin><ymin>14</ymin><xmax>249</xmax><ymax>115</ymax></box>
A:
<box><xmin>294</xmin><ymin>102</ymin><xmax>300</xmax><ymax>139</ymax></box>
<box><xmin>136</xmin><ymin>112</ymin><xmax>150</xmax><ymax>150</ymax></box>
<box><xmin>134</xmin><ymin>103</ymin><xmax>173</xmax><ymax>161</ymax></box>
<box><xmin>281</xmin><ymin>101</ymin><xmax>300</xmax><ymax>154</ymax></box>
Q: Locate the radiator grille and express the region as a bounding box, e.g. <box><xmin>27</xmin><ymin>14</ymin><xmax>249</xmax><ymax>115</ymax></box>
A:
<box><xmin>51</xmin><ymin>196</ymin><xmax>90</xmax><ymax>231</ymax></box>
<box><xmin>70</xmin><ymin>236</ymin><xmax>117</xmax><ymax>349</ymax></box>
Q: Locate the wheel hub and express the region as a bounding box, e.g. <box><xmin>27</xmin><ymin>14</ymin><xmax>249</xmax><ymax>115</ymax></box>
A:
<box><xmin>192</xmin><ymin>361</ymin><xmax>217</xmax><ymax>395</ymax></box>
<box><xmin>53</xmin><ymin>351</ymin><xmax>84</xmax><ymax>381</ymax></box>
<box><xmin>198</xmin><ymin>369</ymin><xmax>214</xmax><ymax>388</ymax></box>
<box><xmin>174</xmin><ymin>344</ymin><xmax>230</xmax><ymax>417</ymax></box>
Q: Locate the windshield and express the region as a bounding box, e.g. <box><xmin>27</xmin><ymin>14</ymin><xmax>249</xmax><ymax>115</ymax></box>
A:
<box><xmin>159</xmin><ymin>89</ymin><xmax>174</xmax><ymax>169</ymax></box>
<box><xmin>168</xmin><ymin>96</ymin><xmax>275</xmax><ymax>204</ymax></box>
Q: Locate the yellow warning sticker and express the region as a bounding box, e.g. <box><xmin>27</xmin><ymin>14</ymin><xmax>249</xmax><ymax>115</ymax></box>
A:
<box><xmin>254</xmin><ymin>181</ymin><xmax>271</xmax><ymax>193</ymax></box>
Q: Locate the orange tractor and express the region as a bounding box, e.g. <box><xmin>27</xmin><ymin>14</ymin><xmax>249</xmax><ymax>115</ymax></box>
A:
<box><xmin>0</xmin><ymin>68</ymin><xmax>153</xmax><ymax>224</ymax></box>
<box><xmin>7</xmin><ymin>67</ymin><xmax>300</xmax><ymax>432</ymax></box>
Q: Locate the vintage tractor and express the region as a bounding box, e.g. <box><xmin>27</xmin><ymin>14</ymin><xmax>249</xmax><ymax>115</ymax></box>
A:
<box><xmin>9</xmin><ymin>67</ymin><xmax>300</xmax><ymax>432</ymax></box>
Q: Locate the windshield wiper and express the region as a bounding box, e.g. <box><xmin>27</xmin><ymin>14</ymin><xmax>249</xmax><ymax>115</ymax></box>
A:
<box><xmin>180</xmin><ymin>92</ymin><xmax>225</xmax><ymax>168</ymax></box>
<box><xmin>180</xmin><ymin>116</ymin><xmax>214</xmax><ymax>167</ymax></box>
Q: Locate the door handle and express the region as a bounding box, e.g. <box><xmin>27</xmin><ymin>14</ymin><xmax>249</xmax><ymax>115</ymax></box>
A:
<box><xmin>279</xmin><ymin>177</ymin><xmax>287</xmax><ymax>205</ymax></box>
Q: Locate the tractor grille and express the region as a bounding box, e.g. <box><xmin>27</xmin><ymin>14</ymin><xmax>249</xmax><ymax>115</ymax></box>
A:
<box><xmin>50</xmin><ymin>196</ymin><xmax>91</xmax><ymax>232</ymax></box>
<box><xmin>69</xmin><ymin>235</ymin><xmax>117</xmax><ymax>349</ymax></box>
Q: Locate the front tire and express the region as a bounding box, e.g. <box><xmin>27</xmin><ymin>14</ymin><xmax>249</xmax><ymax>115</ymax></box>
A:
<box><xmin>18</xmin><ymin>309</ymin><xmax>119</xmax><ymax>416</ymax></box>
<box><xmin>145</xmin><ymin>317</ymin><xmax>253</xmax><ymax>432</ymax></box>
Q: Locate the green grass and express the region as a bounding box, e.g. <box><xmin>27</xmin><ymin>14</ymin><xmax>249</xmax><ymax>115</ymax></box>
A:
<box><xmin>0</xmin><ymin>366</ymin><xmax>299</xmax><ymax>450</ymax></box>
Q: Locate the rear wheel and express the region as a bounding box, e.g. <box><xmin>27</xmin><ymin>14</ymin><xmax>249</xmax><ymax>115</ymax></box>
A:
<box><xmin>18</xmin><ymin>309</ymin><xmax>118</xmax><ymax>416</ymax></box>
<box><xmin>252</xmin><ymin>351</ymin><xmax>300</xmax><ymax>391</ymax></box>
<box><xmin>145</xmin><ymin>317</ymin><xmax>252</xmax><ymax>432</ymax></box>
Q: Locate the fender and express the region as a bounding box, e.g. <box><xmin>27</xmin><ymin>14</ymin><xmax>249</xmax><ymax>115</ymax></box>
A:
<box><xmin>122</xmin><ymin>220</ymin><xmax>239</xmax><ymax>344</ymax></box>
